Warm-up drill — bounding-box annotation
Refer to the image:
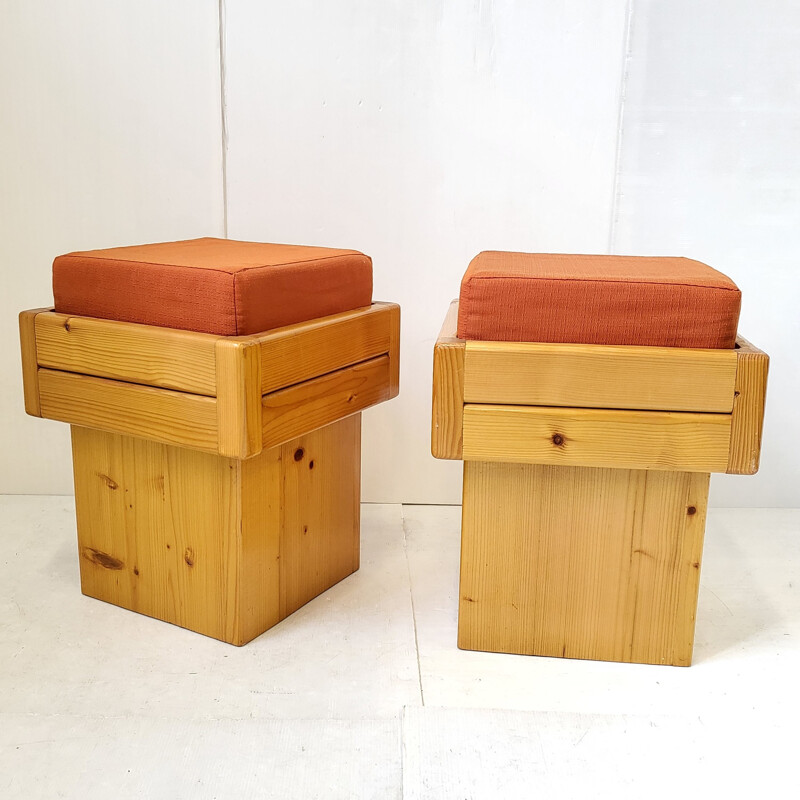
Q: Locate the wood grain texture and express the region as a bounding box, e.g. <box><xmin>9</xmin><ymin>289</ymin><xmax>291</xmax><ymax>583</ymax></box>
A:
<box><xmin>235</xmin><ymin>440</ymin><xmax>283</xmax><ymax>643</ymax></box>
<box><xmin>262</xmin><ymin>354</ymin><xmax>391</xmax><ymax>450</ymax></box>
<box><xmin>39</xmin><ymin>369</ymin><xmax>218</xmax><ymax>453</ymax></box>
<box><xmin>459</xmin><ymin>461</ymin><xmax>709</xmax><ymax>666</ymax></box>
<box><xmin>215</xmin><ymin>339</ymin><xmax>262</xmax><ymax>458</ymax></box>
<box><xmin>19</xmin><ymin>308</ymin><xmax>46</xmax><ymax>416</ymax></box>
<box><xmin>727</xmin><ymin>336</ymin><xmax>769</xmax><ymax>475</ymax></box>
<box><xmin>278</xmin><ymin>413</ymin><xmax>361</xmax><ymax>618</ymax></box>
<box><xmin>431</xmin><ymin>300</ymin><xmax>465</xmax><ymax>459</ymax></box>
<box><xmin>71</xmin><ymin>426</ymin><xmax>240</xmax><ymax>642</ymax></box>
<box><xmin>249</xmin><ymin>302</ymin><xmax>400</xmax><ymax>394</ymax></box>
<box><xmin>462</xmin><ymin>403</ymin><xmax>731</xmax><ymax>472</ymax></box>
<box><xmin>27</xmin><ymin>304</ymin><xmax>399</xmax><ymax>458</ymax></box>
<box><xmin>71</xmin><ymin>416</ymin><xmax>361</xmax><ymax>646</ymax></box>
<box><xmin>464</xmin><ymin>339</ymin><xmax>738</xmax><ymax>412</ymax></box>
<box><xmin>35</xmin><ymin>311</ymin><xmax>218</xmax><ymax>395</ymax></box>
<box><xmin>387</xmin><ymin>301</ymin><xmax>401</xmax><ymax>399</ymax></box>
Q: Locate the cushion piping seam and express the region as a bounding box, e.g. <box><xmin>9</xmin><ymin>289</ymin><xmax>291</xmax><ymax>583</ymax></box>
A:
<box><xmin>465</xmin><ymin>275</ymin><xmax>740</xmax><ymax>292</ymax></box>
<box><xmin>58</xmin><ymin>252</ymin><xmax>370</xmax><ymax>276</ymax></box>
<box><xmin>233</xmin><ymin>272</ymin><xmax>240</xmax><ymax>336</ymax></box>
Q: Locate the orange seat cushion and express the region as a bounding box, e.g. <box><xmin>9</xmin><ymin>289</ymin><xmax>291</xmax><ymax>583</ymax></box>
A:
<box><xmin>457</xmin><ymin>252</ymin><xmax>741</xmax><ymax>348</ymax></box>
<box><xmin>53</xmin><ymin>238</ymin><xmax>373</xmax><ymax>336</ymax></box>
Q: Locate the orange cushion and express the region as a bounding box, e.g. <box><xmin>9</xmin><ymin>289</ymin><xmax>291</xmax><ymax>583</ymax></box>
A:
<box><xmin>457</xmin><ymin>252</ymin><xmax>741</xmax><ymax>348</ymax></box>
<box><xmin>53</xmin><ymin>237</ymin><xmax>373</xmax><ymax>336</ymax></box>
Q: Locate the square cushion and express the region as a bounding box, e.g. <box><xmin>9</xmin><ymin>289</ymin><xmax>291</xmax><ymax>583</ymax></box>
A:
<box><xmin>457</xmin><ymin>252</ymin><xmax>741</xmax><ymax>348</ymax></box>
<box><xmin>53</xmin><ymin>237</ymin><xmax>373</xmax><ymax>336</ymax></box>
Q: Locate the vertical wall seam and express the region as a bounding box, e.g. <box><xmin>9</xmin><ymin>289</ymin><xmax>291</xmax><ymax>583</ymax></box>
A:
<box><xmin>608</xmin><ymin>0</ymin><xmax>635</xmax><ymax>254</ymax></box>
<box><xmin>218</xmin><ymin>0</ymin><xmax>229</xmax><ymax>238</ymax></box>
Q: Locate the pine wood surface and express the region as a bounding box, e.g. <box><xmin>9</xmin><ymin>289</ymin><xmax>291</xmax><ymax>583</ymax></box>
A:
<box><xmin>431</xmin><ymin>302</ymin><xmax>769</xmax><ymax>476</ymax></box>
<box><xmin>34</xmin><ymin>311</ymin><xmax>218</xmax><ymax>395</ymax></box>
<box><xmin>727</xmin><ymin>336</ymin><xmax>769</xmax><ymax>474</ymax></box>
<box><xmin>278</xmin><ymin>413</ymin><xmax>361</xmax><ymax>618</ymax></box>
<box><xmin>250</xmin><ymin>301</ymin><xmax>399</xmax><ymax>395</ymax></box>
<box><xmin>462</xmin><ymin>403</ymin><xmax>731</xmax><ymax>472</ymax></box>
<box><xmin>71</xmin><ymin>415</ymin><xmax>361</xmax><ymax>645</ymax></box>
<box><xmin>72</xmin><ymin>425</ymin><xmax>240</xmax><ymax>640</ymax></box>
<box><xmin>459</xmin><ymin>461</ymin><xmax>709</xmax><ymax>665</ymax></box>
<box><xmin>31</xmin><ymin>303</ymin><xmax>399</xmax><ymax>400</ymax></box>
<box><xmin>387</xmin><ymin>300</ymin><xmax>401</xmax><ymax>398</ymax></box>
<box><xmin>23</xmin><ymin>303</ymin><xmax>400</xmax><ymax>456</ymax></box>
<box><xmin>464</xmin><ymin>339</ymin><xmax>738</xmax><ymax>412</ymax></box>
<box><xmin>40</xmin><ymin>369</ymin><xmax>219</xmax><ymax>453</ymax></box>
<box><xmin>215</xmin><ymin>339</ymin><xmax>263</xmax><ymax>459</ymax></box>
<box><xmin>19</xmin><ymin>309</ymin><xmax>46</xmax><ymax>416</ymax></box>
<box><xmin>261</xmin><ymin>354</ymin><xmax>391</xmax><ymax>450</ymax></box>
<box><xmin>431</xmin><ymin>300</ymin><xmax>465</xmax><ymax>460</ymax></box>
<box><xmin>235</xmin><ymin>437</ymin><xmax>283</xmax><ymax>642</ymax></box>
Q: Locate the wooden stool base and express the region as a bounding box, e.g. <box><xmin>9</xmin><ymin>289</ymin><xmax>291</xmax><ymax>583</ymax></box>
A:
<box><xmin>458</xmin><ymin>461</ymin><xmax>710</xmax><ymax>666</ymax></box>
<box><xmin>71</xmin><ymin>414</ymin><xmax>361</xmax><ymax>645</ymax></box>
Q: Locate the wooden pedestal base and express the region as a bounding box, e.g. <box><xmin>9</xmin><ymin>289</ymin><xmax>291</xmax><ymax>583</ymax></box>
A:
<box><xmin>71</xmin><ymin>414</ymin><xmax>361</xmax><ymax>645</ymax></box>
<box><xmin>458</xmin><ymin>461</ymin><xmax>710</xmax><ymax>666</ymax></box>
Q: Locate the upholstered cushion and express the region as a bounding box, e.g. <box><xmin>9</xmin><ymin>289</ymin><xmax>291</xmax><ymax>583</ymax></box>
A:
<box><xmin>457</xmin><ymin>252</ymin><xmax>741</xmax><ymax>348</ymax></box>
<box><xmin>53</xmin><ymin>237</ymin><xmax>373</xmax><ymax>336</ymax></box>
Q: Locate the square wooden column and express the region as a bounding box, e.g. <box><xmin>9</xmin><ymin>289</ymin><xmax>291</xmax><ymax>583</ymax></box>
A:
<box><xmin>71</xmin><ymin>415</ymin><xmax>361</xmax><ymax>645</ymax></box>
<box><xmin>459</xmin><ymin>461</ymin><xmax>709</xmax><ymax>666</ymax></box>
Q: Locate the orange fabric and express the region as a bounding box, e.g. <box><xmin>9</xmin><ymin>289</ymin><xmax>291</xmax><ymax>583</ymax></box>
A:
<box><xmin>53</xmin><ymin>238</ymin><xmax>373</xmax><ymax>335</ymax></box>
<box><xmin>457</xmin><ymin>252</ymin><xmax>741</xmax><ymax>348</ymax></box>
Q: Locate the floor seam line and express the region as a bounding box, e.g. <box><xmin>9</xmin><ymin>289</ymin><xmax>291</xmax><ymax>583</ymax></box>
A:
<box><xmin>401</xmin><ymin>504</ymin><xmax>425</xmax><ymax>707</ymax></box>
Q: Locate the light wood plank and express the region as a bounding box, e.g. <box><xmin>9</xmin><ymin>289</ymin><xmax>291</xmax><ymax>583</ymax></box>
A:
<box><xmin>630</xmin><ymin>470</ymin><xmax>709</xmax><ymax>665</ymax></box>
<box><xmin>388</xmin><ymin>302</ymin><xmax>401</xmax><ymax>399</ymax></box>
<box><xmin>431</xmin><ymin>301</ymin><xmax>465</xmax><ymax>459</ymax></box>
<box><xmin>35</xmin><ymin>311</ymin><xmax>218</xmax><ymax>395</ymax></box>
<box><xmin>727</xmin><ymin>336</ymin><xmax>769</xmax><ymax>475</ymax></box>
<box><xmin>464</xmin><ymin>339</ymin><xmax>738</xmax><ymax>412</ymax></box>
<box><xmin>462</xmin><ymin>403</ymin><xmax>731</xmax><ymax>472</ymax></box>
<box><xmin>71</xmin><ymin>426</ymin><xmax>240</xmax><ymax>643</ymax></box>
<box><xmin>39</xmin><ymin>369</ymin><xmax>218</xmax><ymax>453</ymax></box>
<box><xmin>246</xmin><ymin>302</ymin><xmax>399</xmax><ymax>394</ymax></box>
<box><xmin>235</xmin><ymin>437</ymin><xmax>283</xmax><ymax>645</ymax></box>
<box><xmin>19</xmin><ymin>309</ymin><xmax>47</xmax><ymax>416</ymax></box>
<box><xmin>71</xmin><ymin>418</ymin><xmax>361</xmax><ymax>646</ymax></box>
<box><xmin>215</xmin><ymin>339</ymin><xmax>263</xmax><ymax>459</ymax></box>
<box><xmin>262</xmin><ymin>355</ymin><xmax>391</xmax><ymax>450</ymax></box>
<box><xmin>459</xmin><ymin>461</ymin><xmax>709</xmax><ymax>665</ymax></box>
<box><xmin>279</xmin><ymin>414</ymin><xmax>361</xmax><ymax>618</ymax></box>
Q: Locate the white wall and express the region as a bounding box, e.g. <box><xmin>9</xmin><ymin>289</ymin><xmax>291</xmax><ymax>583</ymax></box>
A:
<box><xmin>613</xmin><ymin>1</ymin><xmax>800</xmax><ymax>506</ymax></box>
<box><xmin>0</xmin><ymin>1</ymin><xmax>224</xmax><ymax>493</ymax></box>
<box><xmin>223</xmin><ymin>0</ymin><xmax>631</xmax><ymax>503</ymax></box>
<box><xmin>2</xmin><ymin>1</ymin><xmax>798</xmax><ymax>506</ymax></box>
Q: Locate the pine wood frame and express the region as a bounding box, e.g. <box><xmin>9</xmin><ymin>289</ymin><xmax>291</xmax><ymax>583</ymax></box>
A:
<box><xmin>432</xmin><ymin>301</ymin><xmax>768</xmax><ymax>666</ymax></box>
<box><xmin>20</xmin><ymin>303</ymin><xmax>400</xmax><ymax>645</ymax></box>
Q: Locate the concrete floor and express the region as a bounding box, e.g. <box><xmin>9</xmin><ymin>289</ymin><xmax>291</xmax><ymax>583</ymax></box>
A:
<box><xmin>1</xmin><ymin>497</ymin><xmax>798</xmax><ymax>799</ymax></box>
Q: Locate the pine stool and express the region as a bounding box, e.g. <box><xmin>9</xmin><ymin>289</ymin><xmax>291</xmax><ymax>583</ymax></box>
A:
<box><xmin>19</xmin><ymin>238</ymin><xmax>400</xmax><ymax>645</ymax></box>
<box><xmin>432</xmin><ymin>252</ymin><xmax>768</xmax><ymax>666</ymax></box>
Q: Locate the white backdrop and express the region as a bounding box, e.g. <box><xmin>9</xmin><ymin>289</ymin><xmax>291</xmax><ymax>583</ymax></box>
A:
<box><xmin>2</xmin><ymin>1</ymin><xmax>797</xmax><ymax>506</ymax></box>
<box><xmin>613</xmin><ymin>0</ymin><xmax>800</xmax><ymax>507</ymax></box>
<box><xmin>0</xmin><ymin>1</ymin><xmax>224</xmax><ymax>493</ymax></box>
